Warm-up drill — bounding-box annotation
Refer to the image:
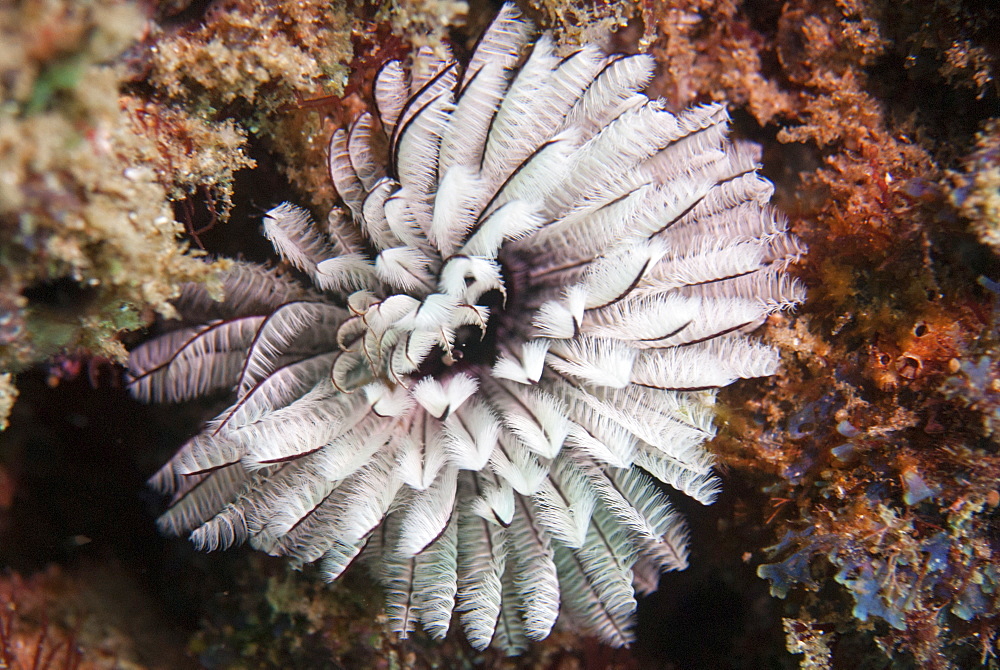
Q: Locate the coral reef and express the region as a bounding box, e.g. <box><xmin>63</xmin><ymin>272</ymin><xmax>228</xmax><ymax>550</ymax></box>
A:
<box><xmin>0</xmin><ymin>374</ymin><xmax>16</xmax><ymax>432</ymax></box>
<box><xmin>188</xmin><ymin>553</ymin><xmax>621</xmax><ymax>669</ymax></box>
<box><xmin>137</xmin><ymin>0</ymin><xmax>352</xmax><ymax>203</ymax></box>
<box><xmin>1</xmin><ymin>570</ymin><xmax>89</xmax><ymax>670</ymax></box>
<box><xmin>135</xmin><ymin>0</ymin><xmax>482</xmax><ymax>213</ymax></box>
<box><xmin>880</xmin><ymin>0</ymin><xmax>998</xmax><ymax>101</ymax></box>
<box><xmin>524</xmin><ymin>0</ymin><xmax>635</xmax><ymax>49</ymax></box>
<box><xmin>0</xmin><ymin>0</ymin><xmax>240</xmax><ymax>429</ymax></box>
<box><xmin>951</xmin><ymin>119</ymin><xmax>1000</xmax><ymax>254</ymax></box>
<box><xmin>637</xmin><ymin>0</ymin><xmax>1000</xmax><ymax>666</ymax></box>
<box><xmin>0</xmin><ymin>564</ymin><xmax>186</xmax><ymax>670</ymax></box>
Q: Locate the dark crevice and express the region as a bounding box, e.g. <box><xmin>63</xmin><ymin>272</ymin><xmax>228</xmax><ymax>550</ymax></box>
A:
<box><xmin>173</xmin><ymin>139</ymin><xmax>301</xmax><ymax>263</ymax></box>
<box><xmin>21</xmin><ymin>277</ymin><xmax>97</xmax><ymax>313</ymax></box>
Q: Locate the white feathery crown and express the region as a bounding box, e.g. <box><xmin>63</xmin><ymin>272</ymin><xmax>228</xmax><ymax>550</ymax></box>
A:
<box><xmin>128</xmin><ymin>3</ymin><xmax>805</xmax><ymax>653</ymax></box>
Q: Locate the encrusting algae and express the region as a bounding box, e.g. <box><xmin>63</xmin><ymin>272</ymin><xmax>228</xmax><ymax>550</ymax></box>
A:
<box><xmin>674</xmin><ymin>0</ymin><xmax>1000</xmax><ymax>666</ymax></box>
<box><xmin>0</xmin><ymin>0</ymin><xmax>240</xmax><ymax>426</ymax></box>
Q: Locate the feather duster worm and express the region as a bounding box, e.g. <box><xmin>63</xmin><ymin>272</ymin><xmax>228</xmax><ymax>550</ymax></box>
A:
<box><xmin>128</xmin><ymin>3</ymin><xmax>804</xmax><ymax>653</ymax></box>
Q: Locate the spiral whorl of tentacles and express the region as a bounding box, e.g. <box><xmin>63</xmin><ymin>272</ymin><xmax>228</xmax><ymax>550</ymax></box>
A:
<box><xmin>128</xmin><ymin>3</ymin><xmax>804</xmax><ymax>652</ymax></box>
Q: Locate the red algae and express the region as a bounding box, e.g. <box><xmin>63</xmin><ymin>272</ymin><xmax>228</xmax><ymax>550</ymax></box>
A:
<box><xmin>642</xmin><ymin>0</ymin><xmax>1000</xmax><ymax>665</ymax></box>
<box><xmin>0</xmin><ymin>565</ymin><xmax>188</xmax><ymax>670</ymax></box>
